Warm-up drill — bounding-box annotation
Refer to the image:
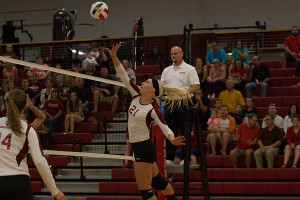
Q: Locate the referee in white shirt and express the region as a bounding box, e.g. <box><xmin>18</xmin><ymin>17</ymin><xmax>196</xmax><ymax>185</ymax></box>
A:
<box><xmin>161</xmin><ymin>46</ymin><xmax>200</xmax><ymax>161</ymax></box>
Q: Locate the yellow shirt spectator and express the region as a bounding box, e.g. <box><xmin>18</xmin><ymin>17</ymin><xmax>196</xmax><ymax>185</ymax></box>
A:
<box><xmin>219</xmin><ymin>89</ymin><xmax>245</xmax><ymax>113</ymax></box>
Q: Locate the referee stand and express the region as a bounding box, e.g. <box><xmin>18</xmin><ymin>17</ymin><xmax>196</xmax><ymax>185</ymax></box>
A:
<box><xmin>153</xmin><ymin>107</ymin><xmax>210</xmax><ymax>200</ymax></box>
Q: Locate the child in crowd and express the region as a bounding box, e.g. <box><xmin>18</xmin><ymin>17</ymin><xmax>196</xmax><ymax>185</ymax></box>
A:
<box><xmin>83</xmin><ymin>42</ymin><xmax>99</xmax><ymax>68</ymax></box>
<box><xmin>230</xmin><ymin>104</ymin><xmax>244</xmax><ymax>126</ymax></box>
<box><xmin>206</xmin><ymin>109</ymin><xmax>220</xmax><ymax>155</ymax></box>
<box><xmin>213</xmin><ymin>98</ymin><xmax>222</xmax><ymax>117</ymax></box>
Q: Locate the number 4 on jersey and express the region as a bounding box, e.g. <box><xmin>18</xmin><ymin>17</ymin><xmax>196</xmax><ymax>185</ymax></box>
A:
<box><xmin>0</xmin><ymin>133</ymin><xmax>12</xmax><ymax>150</ymax></box>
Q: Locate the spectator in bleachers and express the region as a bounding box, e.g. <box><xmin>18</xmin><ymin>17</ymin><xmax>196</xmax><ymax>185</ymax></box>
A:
<box><xmin>22</xmin><ymin>78</ymin><xmax>35</xmax><ymax>117</ymax></box>
<box><xmin>83</xmin><ymin>42</ymin><xmax>99</xmax><ymax>68</ymax></box>
<box><xmin>254</xmin><ymin>114</ymin><xmax>283</xmax><ymax>168</ymax></box>
<box><xmin>280</xmin><ymin>26</ymin><xmax>300</xmax><ymax>68</ymax></box>
<box><xmin>230</xmin><ymin>114</ymin><xmax>260</xmax><ymax>168</ymax></box>
<box><xmin>96</xmin><ymin>46</ymin><xmax>108</xmax><ymax>66</ymax></box>
<box><xmin>59</xmin><ymin>75</ymin><xmax>75</xmax><ymax>105</ymax></box>
<box><xmin>207</xmin><ymin>59</ymin><xmax>226</xmax><ymax>99</ymax></box>
<box><xmin>229</xmin><ymin>104</ymin><xmax>244</xmax><ymax>126</ymax></box>
<box><xmin>55</xmin><ymin>64</ymin><xmax>64</xmax><ymax>86</ymax></box>
<box><xmin>0</xmin><ymin>44</ymin><xmax>19</xmax><ymax>70</ymax></box>
<box><xmin>228</xmin><ymin>59</ymin><xmax>248</xmax><ymax>91</ymax></box>
<box><xmin>218</xmin><ymin>78</ymin><xmax>245</xmax><ymax>112</ymax></box>
<box><xmin>71</xmin><ymin>77</ymin><xmax>90</xmax><ymax>117</ymax></box>
<box><xmin>283</xmin><ymin>103</ymin><xmax>299</xmax><ymax>134</ymax></box>
<box><xmin>206</xmin><ymin>109</ymin><xmax>219</xmax><ymax>155</ymax></box>
<box><xmin>2</xmin><ymin>62</ymin><xmax>18</xmax><ymax>82</ymax></box>
<box><xmin>29</xmin><ymin>72</ymin><xmax>45</xmax><ymax>106</ymax></box>
<box><xmin>36</xmin><ymin>116</ymin><xmax>53</xmax><ymax>150</ymax></box>
<box><xmin>242</xmin><ymin>97</ymin><xmax>259</xmax><ymax>124</ymax></box>
<box><xmin>64</xmin><ymin>91</ymin><xmax>83</xmax><ymax>134</ymax></box>
<box><xmin>44</xmin><ymin>89</ymin><xmax>64</xmax><ymax>133</ymax></box>
<box><xmin>230</xmin><ymin>41</ymin><xmax>250</xmax><ymax>70</ymax></box>
<box><xmin>213</xmin><ymin>98</ymin><xmax>222</xmax><ymax>117</ymax></box>
<box><xmin>245</xmin><ymin>56</ymin><xmax>271</xmax><ymax>98</ymax></box>
<box><xmin>93</xmin><ymin>66</ymin><xmax>119</xmax><ymax>112</ymax></box>
<box><xmin>116</xmin><ymin>59</ymin><xmax>135</xmax><ymax>111</ymax></box>
<box><xmin>281</xmin><ymin>114</ymin><xmax>300</xmax><ymax>168</ymax></box>
<box><xmin>22</xmin><ymin>79</ymin><xmax>35</xmax><ymax>101</ymax></box>
<box><xmin>4</xmin><ymin>80</ymin><xmax>16</xmax><ymax>101</ymax></box>
<box><xmin>206</xmin><ymin>41</ymin><xmax>227</xmax><ymax>68</ymax></box>
<box><xmin>262</xmin><ymin>103</ymin><xmax>284</xmax><ymax>129</ymax></box>
<box><xmin>207</xmin><ymin>105</ymin><xmax>236</xmax><ymax>155</ymax></box>
<box><xmin>81</xmin><ymin>63</ymin><xmax>96</xmax><ymax>88</ymax></box>
<box><xmin>28</xmin><ymin>56</ymin><xmax>48</xmax><ymax>82</ymax></box>
<box><xmin>194</xmin><ymin>89</ymin><xmax>210</xmax><ymax>131</ymax></box>
<box><xmin>39</xmin><ymin>79</ymin><xmax>54</xmax><ymax>109</ymax></box>
<box><xmin>117</xmin><ymin>59</ymin><xmax>135</xmax><ymax>82</ymax></box>
<box><xmin>194</xmin><ymin>57</ymin><xmax>208</xmax><ymax>90</ymax></box>
<box><xmin>46</xmin><ymin>72</ymin><xmax>59</xmax><ymax>89</ymax></box>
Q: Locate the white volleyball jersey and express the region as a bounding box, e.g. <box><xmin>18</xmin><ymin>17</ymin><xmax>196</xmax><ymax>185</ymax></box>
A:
<box><xmin>116</xmin><ymin>64</ymin><xmax>174</xmax><ymax>143</ymax></box>
<box><xmin>0</xmin><ymin>117</ymin><xmax>59</xmax><ymax>196</ymax></box>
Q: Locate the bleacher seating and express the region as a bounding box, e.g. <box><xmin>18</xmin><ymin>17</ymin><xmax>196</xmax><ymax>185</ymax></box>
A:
<box><xmin>29</xmin><ymin>61</ymin><xmax>300</xmax><ymax>200</ymax></box>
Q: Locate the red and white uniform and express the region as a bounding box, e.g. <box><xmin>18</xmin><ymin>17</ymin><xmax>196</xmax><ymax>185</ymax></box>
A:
<box><xmin>0</xmin><ymin>117</ymin><xmax>59</xmax><ymax>196</ymax></box>
<box><xmin>116</xmin><ymin>64</ymin><xmax>174</xmax><ymax>143</ymax></box>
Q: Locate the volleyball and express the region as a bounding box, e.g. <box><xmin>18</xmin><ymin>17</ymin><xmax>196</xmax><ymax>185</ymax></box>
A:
<box><xmin>90</xmin><ymin>2</ymin><xmax>109</xmax><ymax>20</ymax></box>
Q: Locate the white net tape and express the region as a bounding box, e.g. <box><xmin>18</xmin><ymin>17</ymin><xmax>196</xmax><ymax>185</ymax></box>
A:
<box><xmin>43</xmin><ymin>150</ymin><xmax>134</xmax><ymax>161</ymax></box>
<box><xmin>0</xmin><ymin>56</ymin><xmax>125</xmax><ymax>87</ymax></box>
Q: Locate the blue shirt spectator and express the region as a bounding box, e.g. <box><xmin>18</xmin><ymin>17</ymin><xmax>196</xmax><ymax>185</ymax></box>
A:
<box><xmin>206</xmin><ymin>41</ymin><xmax>227</xmax><ymax>65</ymax></box>
<box><xmin>232</xmin><ymin>48</ymin><xmax>249</xmax><ymax>64</ymax></box>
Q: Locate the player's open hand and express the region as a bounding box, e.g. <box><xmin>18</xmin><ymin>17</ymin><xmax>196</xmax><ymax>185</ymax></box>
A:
<box><xmin>171</xmin><ymin>135</ymin><xmax>186</xmax><ymax>146</ymax></box>
<box><xmin>105</xmin><ymin>43</ymin><xmax>121</xmax><ymax>58</ymax></box>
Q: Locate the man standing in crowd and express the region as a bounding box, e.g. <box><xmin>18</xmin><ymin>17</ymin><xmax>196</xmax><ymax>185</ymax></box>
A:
<box><xmin>280</xmin><ymin>26</ymin><xmax>300</xmax><ymax>68</ymax></box>
<box><xmin>254</xmin><ymin>114</ymin><xmax>283</xmax><ymax>168</ymax></box>
<box><xmin>161</xmin><ymin>46</ymin><xmax>200</xmax><ymax>162</ymax></box>
<box><xmin>245</xmin><ymin>56</ymin><xmax>271</xmax><ymax>98</ymax></box>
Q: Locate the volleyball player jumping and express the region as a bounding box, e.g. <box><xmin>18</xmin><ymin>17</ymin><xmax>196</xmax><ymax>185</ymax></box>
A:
<box><xmin>106</xmin><ymin>44</ymin><xmax>188</xmax><ymax>200</ymax></box>
<box><xmin>0</xmin><ymin>89</ymin><xmax>66</xmax><ymax>200</ymax></box>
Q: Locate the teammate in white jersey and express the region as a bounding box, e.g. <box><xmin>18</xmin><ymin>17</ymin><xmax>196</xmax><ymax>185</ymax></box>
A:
<box><xmin>0</xmin><ymin>89</ymin><xmax>65</xmax><ymax>200</ymax></box>
<box><xmin>106</xmin><ymin>44</ymin><xmax>188</xmax><ymax>200</ymax></box>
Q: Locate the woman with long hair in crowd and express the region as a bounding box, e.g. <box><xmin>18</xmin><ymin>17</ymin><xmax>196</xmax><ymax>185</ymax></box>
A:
<box><xmin>64</xmin><ymin>91</ymin><xmax>83</xmax><ymax>134</ymax></box>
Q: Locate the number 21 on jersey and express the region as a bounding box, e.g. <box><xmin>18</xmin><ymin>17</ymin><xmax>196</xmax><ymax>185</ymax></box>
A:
<box><xmin>129</xmin><ymin>105</ymin><xmax>139</xmax><ymax>116</ymax></box>
<box><xmin>0</xmin><ymin>132</ymin><xmax>12</xmax><ymax>150</ymax></box>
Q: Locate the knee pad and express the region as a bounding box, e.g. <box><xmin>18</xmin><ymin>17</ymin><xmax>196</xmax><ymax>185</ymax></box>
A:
<box><xmin>139</xmin><ymin>189</ymin><xmax>155</xmax><ymax>200</ymax></box>
<box><xmin>166</xmin><ymin>194</ymin><xmax>177</xmax><ymax>200</ymax></box>
<box><xmin>151</xmin><ymin>173</ymin><xmax>168</xmax><ymax>190</ymax></box>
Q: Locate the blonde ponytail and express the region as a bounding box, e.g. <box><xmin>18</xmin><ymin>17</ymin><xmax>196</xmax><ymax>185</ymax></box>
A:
<box><xmin>162</xmin><ymin>85</ymin><xmax>193</xmax><ymax>111</ymax></box>
<box><xmin>6</xmin><ymin>89</ymin><xmax>26</xmax><ymax>136</ymax></box>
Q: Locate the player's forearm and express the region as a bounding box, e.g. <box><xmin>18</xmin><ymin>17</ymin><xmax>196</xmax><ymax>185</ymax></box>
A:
<box><xmin>111</xmin><ymin>55</ymin><xmax>121</xmax><ymax>68</ymax></box>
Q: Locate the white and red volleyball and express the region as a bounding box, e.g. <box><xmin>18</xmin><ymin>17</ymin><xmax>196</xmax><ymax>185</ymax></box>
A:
<box><xmin>90</xmin><ymin>2</ymin><xmax>109</xmax><ymax>20</ymax></box>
